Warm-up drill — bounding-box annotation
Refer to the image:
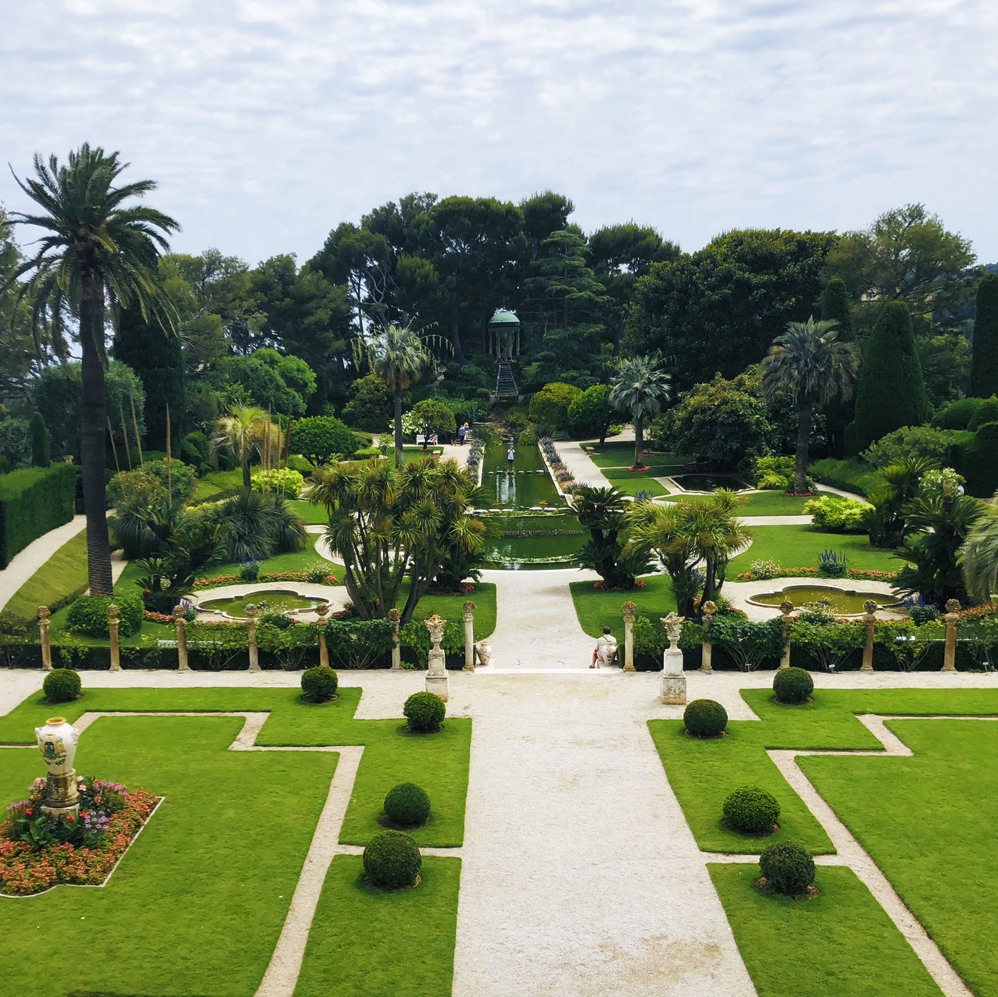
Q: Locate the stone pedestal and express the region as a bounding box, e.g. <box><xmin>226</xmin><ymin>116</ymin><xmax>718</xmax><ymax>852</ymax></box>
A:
<box><xmin>861</xmin><ymin>603</ymin><xmax>877</xmax><ymax>672</ymax></box>
<box><xmin>621</xmin><ymin>601</ymin><xmax>636</xmax><ymax>672</ymax></box>
<box><xmin>700</xmin><ymin>601</ymin><xmax>717</xmax><ymax>674</ymax></box>
<box><xmin>463</xmin><ymin>601</ymin><xmax>476</xmax><ymax>672</ymax></box>
<box><xmin>246</xmin><ymin>605</ymin><xmax>260</xmax><ymax>672</ymax></box>
<box><xmin>778</xmin><ymin>601</ymin><xmax>793</xmax><ymax>669</ymax></box>
<box><xmin>172</xmin><ymin>605</ymin><xmax>190</xmax><ymax>671</ymax></box>
<box><xmin>108</xmin><ymin>603</ymin><xmax>121</xmax><ymax>672</ymax></box>
<box><xmin>388</xmin><ymin>608</ymin><xmax>402</xmax><ymax>671</ymax></box>
<box><xmin>38</xmin><ymin>606</ymin><xmax>52</xmax><ymax>671</ymax></box>
<box><xmin>316</xmin><ymin>603</ymin><xmax>330</xmax><ymax>668</ymax></box>
<box><xmin>424</xmin><ymin>613</ymin><xmax>449</xmax><ymax>701</ymax></box>
<box><xmin>660</xmin><ymin>612</ymin><xmax>687</xmax><ymax>705</ymax></box>
<box><xmin>942</xmin><ymin>599</ymin><xmax>960</xmax><ymax>672</ymax></box>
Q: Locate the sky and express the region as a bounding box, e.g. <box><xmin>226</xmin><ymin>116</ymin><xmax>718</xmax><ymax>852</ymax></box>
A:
<box><xmin>2</xmin><ymin>0</ymin><xmax>997</xmax><ymax>267</ymax></box>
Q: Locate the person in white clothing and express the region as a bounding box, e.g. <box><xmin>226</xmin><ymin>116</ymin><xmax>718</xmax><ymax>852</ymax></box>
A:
<box><xmin>593</xmin><ymin>626</ymin><xmax>617</xmax><ymax>668</ymax></box>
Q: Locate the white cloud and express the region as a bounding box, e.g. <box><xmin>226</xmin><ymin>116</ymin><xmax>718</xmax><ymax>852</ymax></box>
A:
<box><xmin>1</xmin><ymin>0</ymin><xmax>996</xmax><ymax>263</ymax></box>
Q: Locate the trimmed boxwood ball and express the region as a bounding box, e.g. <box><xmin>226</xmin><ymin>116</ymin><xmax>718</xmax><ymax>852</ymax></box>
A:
<box><xmin>43</xmin><ymin>668</ymin><xmax>81</xmax><ymax>703</ymax></box>
<box><xmin>363</xmin><ymin>830</ymin><xmax>422</xmax><ymax>890</ymax></box>
<box><xmin>683</xmin><ymin>699</ymin><xmax>728</xmax><ymax>738</ymax></box>
<box><xmin>403</xmin><ymin>691</ymin><xmax>446</xmax><ymax>733</ymax></box>
<box><xmin>760</xmin><ymin>841</ymin><xmax>816</xmax><ymax>896</ymax></box>
<box><xmin>384</xmin><ymin>782</ymin><xmax>431</xmax><ymax>827</ymax></box>
<box><xmin>723</xmin><ymin>786</ymin><xmax>781</xmax><ymax>834</ymax></box>
<box><xmin>773</xmin><ymin>666</ymin><xmax>814</xmax><ymax>705</ymax></box>
<box><xmin>301</xmin><ymin>666</ymin><xmax>338</xmax><ymax>702</ymax></box>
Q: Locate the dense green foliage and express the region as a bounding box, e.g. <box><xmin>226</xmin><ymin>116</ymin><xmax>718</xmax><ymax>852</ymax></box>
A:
<box><xmin>528</xmin><ymin>382</ymin><xmax>582</xmax><ymax>435</ymax></box>
<box><xmin>861</xmin><ymin>425</ymin><xmax>953</xmax><ymax>468</ymax></box>
<box><xmin>0</xmin><ymin>462</ymin><xmax>77</xmax><ymax>568</ymax></box>
<box><xmin>954</xmin><ymin>422</ymin><xmax>998</xmax><ymax>498</ymax></box>
<box><xmin>404</xmin><ymin>691</ymin><xmax>446</xmax><ymax>733</ymax></box>
<box><xmin>683</xmin><ymin>699</ymin><xmax>728</xmax><ymax>738</ymax></box>
<box><xmin>66</xmin><ymin>590</ymin><xmax>144</xmax><ymax>638</ymax></box>
<box><xmin>42</xmin><ymin>668</ymin><xmax>81</xmax><ymax>703</ymax></box>
<box><xmin>773</xmin><ymin>666</ymin><xmax>814</xmax><ymax>704</ymax></box>
<box><xmin>802</xmin><ymin>495</ymin><xmax>870</xmax><ymax>532</ymax></box>
<box><xmin>300</xmin><ymin>666</ymin><xmax>338</xmax><ymax>702</ymax></box>
<box><xmin>970</xmin><ymin>273</ymin><xmax>998</xmax><ymax>398</ymax></box>
<box><xmin>363</xmin><ymin>830</ymin><xmax>422</xmax><ymax>890</ymax></box>
<box><xmin>932</xmin><ymin>396</ymin><xmax>985</xmax><ymax>431</ymax></box>
<box><xmin>847</xmin><ymin>303</ymin><xmax>930</xmax><ymax>454</ymax></box>
<box><xmin>759</xmin><ymin>841</ymin><xmax>815</xmax><ymax>896</ymax></box>
<box><xmin>289</xmin><ymin>415</ymin><xmax>358</xmax><ymax>464</ymax></box>
<box><xmin>723</xmin><ymin>786</ymin><xmax>781</xmax><ymax>834</ymax></box>
<box><xmin>384</xmin><ymin>782</ymin><xmax>431</xmax><ymax>827</ymax></box>
<box><xmin>567</xmin><ymin>383</ymin><xmax>615</xmax><ymax>442</ymax></box>
<box><xmin>29</xmin><ymin>412</ymin><xmax>50</xmax><ymax>467</ymax></box>
<box><xmin>967</xmin><ymin>397</ymin><xmax>998</xmax><ymax>431</ymax></box>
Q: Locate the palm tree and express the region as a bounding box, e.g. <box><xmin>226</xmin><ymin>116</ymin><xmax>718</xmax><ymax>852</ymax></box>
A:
<box><xmin>761</xmin><ymin>318</ymin><xmax>857</xmax><ymax>495</ymax></box>
<box><xmin>5</xmin><ymin>145</ymin><xmax>178</xmax><ymax>595</ymax></box>
<box><xmin>210</xmin><ymin>406</ymin><xmax>278</xmax><ymax>489</ymax></box>
<box><xmin>960</xmin><ymin>503</ymin><xmax>998</xmax><ymax>604</ymax></box>
<box><xmin>354</xmin><ymin>323</ymin><xmax>449</xmax><ymax>468</ymax></box>
<box><xmin>609</xmin><ymin>354</ymin><xmax>671</xmax><ymax>469</ymax></box>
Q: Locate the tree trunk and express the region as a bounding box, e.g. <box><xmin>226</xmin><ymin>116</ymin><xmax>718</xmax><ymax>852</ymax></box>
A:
<box><xmin>394</xmin><ymin>382</ymin><xmax>404</xmax><ymax>468</ymax></box>
<box><xmin>242</xmin><ymin>460</ymin><xmax>252</xmax><ymax>490</ymax></box>
<box><xmin>80</xmin><ymin>272</ymin><xmax>114</xmax><ymax>597</ymax></box>
<box><xmin>793</xmin><ymin>396</ymin><xmax>812</xmax><ymax>494</ymax></box>
<box><xmin>451</xmin><ymin>317</ymin><xmax>466</xmax><ymax>365</ymax></box>
<box><xmin>633</xmin><ymin>413</ymin><xmax>644</xmax><ymax>469</ymax></box>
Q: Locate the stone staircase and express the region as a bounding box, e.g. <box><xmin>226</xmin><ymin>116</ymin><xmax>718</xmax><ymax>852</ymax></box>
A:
<box><xmin>495</xmin><ymin>361</ymin><xmax>518</xmax><ymax>400</ymax></box>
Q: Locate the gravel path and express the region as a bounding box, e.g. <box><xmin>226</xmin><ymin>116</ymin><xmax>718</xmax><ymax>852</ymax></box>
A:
<box><xmin>0</xmin><ymin>513</ymin><xmax>87</xmax><ymax>611</ymax></box>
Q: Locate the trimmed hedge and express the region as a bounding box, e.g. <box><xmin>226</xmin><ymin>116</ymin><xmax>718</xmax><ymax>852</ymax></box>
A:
<box><xmin>683</xmin><ymin>699</ymin><xmax>728</xmax><ymax>737</ymax></box>
<box><xmin>773</xmin><ymin>666</ymin><xmax>814</xmax><ymax>704</ymax></box>
<box><xmin>0</xmin><ymin>463</ymin><xmax>77</xmax><ymax>568</ymax></box>
<box><xmin>760</xmin><ymin>841</ymin><xmax>816</xmax><ymax>896</ymax></box>
<box><xmin>932</xmin><ymin>397</ymin><xmax>986</xmax><ymax>431</ymax></box>
<box><xmin>43</xmin><ymin>667</ymin><xmax>81</xmax><ymax>703</ymax></box>
<box><xmin>403</xmin><ymin>691</ymin><xmax>446</xmax><ymax>733</ymax></box>
<box><xmin>66</xmin><ymin>590</ymin><xmax>144</xmax><ymax>638</ymax></box>
<box><xmin>384</xmin><ymin>783</ymin><xmax>431</xmax><ymax>827</ymax></box>
<box><xmin>363</xmin><ymin>830</ymin><xmax>422</xmax><ymax>890</ymax></box>
<box><xmin>723</xmin><ymin>786</ymin><xmax>781</xmax><ymax>834</ymax></box>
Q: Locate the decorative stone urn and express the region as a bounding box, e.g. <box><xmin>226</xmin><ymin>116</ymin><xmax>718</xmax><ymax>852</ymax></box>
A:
<box><xmin>660</xmin><ymin>612</ymin><xmax>687</xmax><ymax>705</ymax></box>
<box><xmin>424</xmin><ymin>613</ymin><xmax>449</xmax><ymax>702</ymax></box>
<box><xmin>35</xmin><ymin>716</ymin><xmax>82</xmax><ymax>818</ymax></box>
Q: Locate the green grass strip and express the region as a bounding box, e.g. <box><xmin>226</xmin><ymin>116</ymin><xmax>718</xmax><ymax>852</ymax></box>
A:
<box><xmin>293</xmin><ymin>855</ymin><xmax>461</xmax><ymax>997</ymax></box>
<box><xmin>708</xmin><ymin>864</ymin><xmax>944</xmax><ymax>996</ymax></box>
<box><xmin>570</xmin><ymin>573</ymin><xmax>676</xmax><ymax>644</ymax></box>
<box><xmin>4</xmin><ymin>528</ymin><xmax>88</xmax><ymax>621</ymax></box>
<box><xmin>728</xmin><ymin>524</ymin><xmax>903</xmax><ymax>573</ymax></box>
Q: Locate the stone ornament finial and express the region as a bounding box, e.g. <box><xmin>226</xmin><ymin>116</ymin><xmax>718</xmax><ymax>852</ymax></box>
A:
<box><xmin>107</xmin><ymin>603</ymin><xmax>120</xmax><ymax>620</ymax></box>
<box><xmin>37</xmin><ymin>605</ymin><xmax>51</xmax><ymax>621</ymax></box>
<box><xmin>701</xmin><ymin>600</ymin><xmax>717</xmax><ymax>619</ymax></box>
<box><xmin>316</xmin><ymin>602</ymin><xmax>330</xmax><ymax>620</ymax></box>
<box><xmin>172</xmin><ymin>604</ymin><xmax>185</xmax><ymax>621</ymax></box>
<box><xmin>779</xmin><ymin>600</ymin><xmax>794</xmax><ymax>617</ymax></box>
<box><xmin>863</xmin><ymin>600</ymin><xmax>878</xmax><ymax>616</ymax></box>
<box><xmin>424</xmin><ymin>613</ymin><xmax>445</xmax><ymax>644</ymax></box>
<box><xmin>245</xmin><ymin>604</ymin><xmax>258</xmax><ymax>619</ymax></box>
<box><xmin>621</xmin><ymin>600</ymin><xmax>636</xmax><ymax>620</ymax></box>
<box><xmin>463</xmin><ymin>600</ymin><xmax>477</xmax><ymax>614</ymax></box>
<box><xmin>945</xmin><ymin>599</ymin><xmax>961</xmax><ymax>615</ymax></box>
<box><xmin>660</xmin><ymin>612</ymin><xmax>685</xmax><ymax>645</ymax></box>
<box><xmin>387</xmin><ymin>608</ymin><xmax>401</xmax><ymax>624</ymax></box>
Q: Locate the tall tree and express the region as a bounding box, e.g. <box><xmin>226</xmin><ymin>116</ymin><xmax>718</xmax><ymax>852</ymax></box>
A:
<box><xmin>609</xmin><ymin>354</ymin><xmax>672</xmax><ymax>469</ymax></box>
<box><xmin>847</xmin><ymin>302</ymin><xmax>930</xmax><ymax>454</ymax></box>
<box><xmin>819</xmin><ymin>277</ymin><xmax>853</xmax><ymax>340</ymax></box>
<box><xmin>970</xmin><ymin>273</ymin><xmax>998</xmax><ymax>398</ymax></box>
<box><xmin>210</xmin><ymin>405</ymin><xmax>277</xmax><ymax>489</ymax></box>
<box><xmin>761</xmin><ymin>318</ymin><xmax>857</xmax><ymax>494</ymax></box>
<box><xmin>5</xmin><ymin>145</ymin><xmax>178</xmax><ymax>595</ymax></box>
<box><xmin>354</xmin><ymin>323</ymin><xmax>446</xmax><ymax>467</ymax></box>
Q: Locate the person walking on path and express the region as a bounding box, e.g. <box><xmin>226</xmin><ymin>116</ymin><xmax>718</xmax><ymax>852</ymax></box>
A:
<box><xmin>507</xmin><ymin>445</ymin><xmax>515</xmax><ymax>471</ymax></box>
<box><xmin>458</xmin><ymin>423</ymin><xmax>468</xmax><ymax>445</ymax></box>
<box><xmin>592</xmin><ymin>626</ymin><xmax>617</xmax><ymax>668</ymax></box>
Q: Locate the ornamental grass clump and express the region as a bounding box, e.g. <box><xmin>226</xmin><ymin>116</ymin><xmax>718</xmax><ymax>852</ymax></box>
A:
<box><xmin>42</xmin><ymin>668</ymin><xmax>81</xmax><ymax>703</ymax></box>
<box><xmin>300</xmin><ymin>666</ymin><xmax>338</xmax><ymax>703</ymax></box>
<box><xmin>383</xmin><ymin>783</ymin><xmax>431</xmax><ymax>828</ymax></box>
<box><xmin>773</xmin><ymin>666</ymin><xmax>814</xmax><ymax>705</ymax></box>
<box><xmin>759</xmin><ymin>841</ymin><xmax>816</xmax><ymax>897</ymax></box>
<box><xmin>403</xmin><ymin>691</ymin><xmax>446</xmax><ymax>733</ymax></box>
<box><xmin>723</xmin><ymin>786</ymin><xmax>781</xmax><ymax>834</ymax></box>
<box><xmin>683</xmin><ymin>699</ymin><xmax>728</xmax><ymax>738</ymax></box>
<box><xmin>363</xmin><ymin>830</ymin><xmax>422</xmax><ymax>890</ymax></box>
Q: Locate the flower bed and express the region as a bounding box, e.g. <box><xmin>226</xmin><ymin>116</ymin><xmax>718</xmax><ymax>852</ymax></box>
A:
<box><xmin>734</xmin><ymin>566</ymin><xmax>898</xmax><ymax>582</ymax></box>
<box><xmin>1</xmin><ymin>777</ymin><xmax>158</xmax><ymax>896</ymax></box>
<box><xmin>192</xmin><ymin>570</ymin><xmax>338</xmax><ymax>591</ymax></box>
<box><xmin>539</xmin><ymin>437</ymin><xmax>576</xmax><ymax>492</ymax></box>
<box><xmin>593</xmin><ymin>579</ymin><xmax>647</xmax><ymax>591</ymax></box>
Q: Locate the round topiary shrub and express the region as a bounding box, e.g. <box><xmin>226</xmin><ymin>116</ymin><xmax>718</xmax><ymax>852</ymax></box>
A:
<box><xmin>403</xmin><ymin>691</ymin><xmax>446</xmax><ymax>733</ymax></box>
<box><xmin>301</xmin><ymin>666</ymin><xmax>338</xmax><ymax>702</ymax></box>
<box><xmin>43</xmin><ymin>668</ymin><xmax>81</xmax><ymax>703</ymax></box>
<box><xmin>773</xmin><ymin>666</ymin><xmax>814</xmax><ymax>705</ymax></box>
<box><xmin>723</xmin><ymin>786</ymin><xmax>781</xmax><ymax>834</ymax></box>
<box><xmin>683</xmin><ymin>699</ymin><xmax>728</xmax><ymax>738</ymax></box>
<box><xmin>384</xmin><ymin>782</ymin><xmax>431</xmax><ymax>827</ymax></box>
<box><xmin>760</xmin><ymin>841</ymin><xmax>816</xmax><ymax>896</ymax></box>
<box><xmin>363</xmin><ymin>830</ymin><xmax>422</xmax><ymax>890</ymax></box>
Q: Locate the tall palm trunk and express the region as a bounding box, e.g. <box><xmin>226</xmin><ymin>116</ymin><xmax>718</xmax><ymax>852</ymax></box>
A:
<box><xmin>242</xmin><ymin>459</ymin><xmax>252</xmax><ymax>490</ymax></box>
<box><xmin>79</xmin><ymin>272</ymin><xmax>114</xmax><ymax>596</ymax></box>
<box><xmin>633</xmin><ymin>413</ymin><xmax>644</xmax><ymax>469</ymax></box>
<box><xmin>793</xmin><ymin>396</ymin><xmax>812</xmax><ymax>494</ymax></box>
<box><xmin>394</xmin><ymin>381</ymin><xmax>404</xmax><ymax>468</ymax></box>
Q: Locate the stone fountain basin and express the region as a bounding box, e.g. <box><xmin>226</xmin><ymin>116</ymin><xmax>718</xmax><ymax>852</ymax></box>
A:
<box><xmin>191</xmin><ymin>582</ymin><xmax>350</xmax><ymax>622</ymax></box>
<box><xmin>747</xmin><ymin>583</ymin><xmax>904</xmax><ymax>617</ymax></box>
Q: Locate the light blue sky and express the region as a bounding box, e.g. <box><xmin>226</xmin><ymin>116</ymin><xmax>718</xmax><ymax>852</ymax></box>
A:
<box><xmin>3</xmin><ymin>0</ymin><xmax>996</xmax><ymax>265</ymax></box>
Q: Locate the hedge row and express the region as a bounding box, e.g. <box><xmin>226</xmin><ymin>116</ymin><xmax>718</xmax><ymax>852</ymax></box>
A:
<box><xmin>0</xmin><ymin>463</ymin><xmax>77</xmax><ymax>568</ymax></box>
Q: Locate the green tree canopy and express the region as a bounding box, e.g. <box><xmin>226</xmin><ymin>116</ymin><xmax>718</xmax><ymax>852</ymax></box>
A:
<box><xmin>970</xmin><ymin>273</ymin><xmax>998</xmax><ymax>398</ymax></box>
<box><xmin>289</xmin><ymin>415</ymin><xmax>358</xmax><ymax>465</ymax></box>
<box><xmin>225</xmin><ymin>348</ymin><xmax>316</xmax><ymax>417</ymax></box>
<box><xmin>528</xmin><ymin>382</ymin><xmax>582</xmax><ymax>436</ymax></box>
<box><xmin>567</xmin><ymin>383</ymin><xmax>615</xmax><ymax>443</ymax></box>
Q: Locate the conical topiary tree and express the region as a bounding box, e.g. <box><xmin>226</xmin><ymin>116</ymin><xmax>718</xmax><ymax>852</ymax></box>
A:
<box><xmin>30</xmin><ymin>411</ymin><xmax>50</xmax><ymax>467</ymax></box>
<box><xmin>820</xmin><ymin>277</ymin><xmax>853</xmax><ymax>341</ymax></box>
<box><xmin>970</xmin><ymin>273</ymin><xmax>998</xmax><ymax>399</ymax></box>
<box><xmin>846</xmin><ymin>302</ymin><xmax>929</xmax><ymax>455</ymax></box>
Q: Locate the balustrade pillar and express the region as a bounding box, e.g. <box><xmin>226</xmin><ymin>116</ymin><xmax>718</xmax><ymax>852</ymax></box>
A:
<box><xmin>107</xmin><ymin>604</ymin><xmax>121</xmax><ymax>673</ymax></box>
<box><xmin>246</xmin><ymin>605</ymin><xmax>260</xmax><ymax>673</ymax></box>
<box><xmin>861</xmin><ymin>601</ymin><xmax>877</xmax><ymax>672</ymax></box>
<box><xmin>942</xmin><ymin>599</ymin><xmax>961</xmax><ymax>672</ymax></box>
<box><xmin>779</xmin><ymin>601</ymin><xmax>793</xmax><ymax>669</ymax></box>
<box><xmin>38</xmin><ymin>606</ymin><xmax>52</xmax><ymax>671</ymax></box>
<box><xmin>316</xmin><ymin>603</ymin><xmax>330</xmax><ymax>668</ymax></box>
<box><xmin>621</xmin><ymin>601</ymin><xmax>636</xmax><ymax>672</ymax></box>
<box><xmin>700</xmin><ymin>600</ymin><xmax>717</xmax><ymax>674</ymax></box>
<box><xmin>388</xmin><ymin>608</ymin><xmax>402</xmax><ymax>670</ymax></box>
<box><xmin>463</xmin><ymin>601</ymin><xmax>476</xmax><ymax>671</ymax></box>
<box><xmin>173</xmin><ymin>605</ymin><xmax>190</xmax><ymax>671</ymax></box>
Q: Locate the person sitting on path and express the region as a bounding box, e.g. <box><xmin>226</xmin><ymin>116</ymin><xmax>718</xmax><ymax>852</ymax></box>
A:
<box><xmin>592</xmin><ymin>626</ymin><xmax>617</xmax><ymax>668</ymax></box>
<box><xmin>507</xmin><ymin>445</ymin><xmax>515</xmax><ymax>470</ymax></box>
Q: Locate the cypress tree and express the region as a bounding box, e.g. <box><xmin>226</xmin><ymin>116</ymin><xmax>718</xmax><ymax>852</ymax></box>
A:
<box><xmin>846</xmin><ymin>301</ymin><xmax>929</xmax><ymax>454</ymax></box>
<box><xmin>970</xmin><ymin>273</ymin><xmax>998</xmax><ymax>398</ymax></box>
<box><xmin>820</xmin><ymin>277</ymin><xmax>853</xmax><ymax>341</ymax></box>
<box><xmin>30</xmin><ymin>411</ymin><xmax>51</xmax><ymax>466</ymax></box>
<box><xmin>114</xmin><ymin>307</ymin><xmax>185</xmax><ymax>450</ymax></box>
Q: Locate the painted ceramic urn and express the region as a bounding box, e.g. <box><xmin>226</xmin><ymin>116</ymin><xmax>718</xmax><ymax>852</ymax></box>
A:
<box><xmin>35</xmin><ymin>717</ymin><xmax>81</xmax><ymax>814</ymax></box>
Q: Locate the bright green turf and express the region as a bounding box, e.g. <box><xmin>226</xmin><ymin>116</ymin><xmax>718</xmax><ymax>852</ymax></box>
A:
<box><xmin>583</xmin><ymin>441</ymin><xmax>687</xmax><ymax>469</ymax></box>
<box><xmin>800</xmin><ymin>717</ymin><xmax>998</xmax><ymax>997</ymax></box>
<box><xmin>729</xmin><ymin>525</ymin><xmax>903</xmax><ymax>574</ymax></box>
<box><xmin>4</xmin><ymin>528</ymin><xmax>88</xmax><ymax>621</ymax></box>
<box><xmin>200</xmin><ymin>534</ymin><xmax>335</xmax><ymax>579</ymax></box>
<box><xmin>293</xmin><ymin>856</ymin><xmax>460</xmax><ymax>997</ymax></box>
<box><xmin>0</xmin><ymin>713</ymin><xmax>335</xmax><ymax>997</ymax></box>
<box><xmin>602</xmin><ymin>474</ymin><xmax>670</xmax><ymax>497</ymax></box>
<box><xmin>660</xmin><ymin>491</ymin><xmax>813</xmax><ymax>514</ymax></box>
<box><xmin>289</xmin><ymin>499</ymin><xmax>330</xmax><ymax>524</ymax></box>
<box><xmin>570</xmin><ymin>573</ymin><xmax>676</xmax><ymax>644</ymax></box>
<box><xmin>398</xmin><ymin>580</ymin><xmax>497</xmax><ymax>640</ymax></box>
<box><xmin>709</xmin><ymin>864</ymin><xmax>944</xmax><ymax>997</ymax></box>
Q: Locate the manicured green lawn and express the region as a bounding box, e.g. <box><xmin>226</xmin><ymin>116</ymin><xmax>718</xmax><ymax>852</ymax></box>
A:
<box><xmin>200</xmin><ymin>533</ymin><xmax>335</xmax><ymax>579</ymax></box>
<box><xmin>192</xmin><ymin>467</ymin><xmax>245</xmax><ymax>500</ymax></box>
<box><xmin>4</xmin><ymin>527</ymin><xmax>88</xmax><ymax>621</ymax></box>
<box><xmin>293</xmin><ymin>856</ymin><xmax>460</xmax><ymax>997</ymax></box>
<box><xmin>570</xmin><ymin>573</ymin><xmax>676</xmax><ymax>643</ymax></box>
<box><xmin>729</xmin><ymin>525</ymin><xmax>902</xmax><ymax>574</ymax></box>
<box><xmin>661</xmin><ymin>491</ymin><xmax>814</xmax><ymax>514</ymax></box>
<box><xmin>0</xmin><ymin>685</ymin><xmax>469</xmax><ymax>997</ymax></box>
<box><xmin>602</xmin><ymin>473</ymin><xmax>670</xmax><ymax>497</ymax></box>
<box><xmin>397</xmin><ymin>580</ymin><xmax>497</xmax><ymax>640</ymax></box>
<box><xmin>583</xmin><ymin>441</ymin><xmax>687</xmax><ymax>469</ymax></box>
<box><xmin>709</xmin><ymin>864</ymin><xmax>943</xmax><ymax>997</ymax></box>
<box><xmin>289</xmin><ymin>498</ymin><xmax>330</xmax><ymax>524</ymax></box>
